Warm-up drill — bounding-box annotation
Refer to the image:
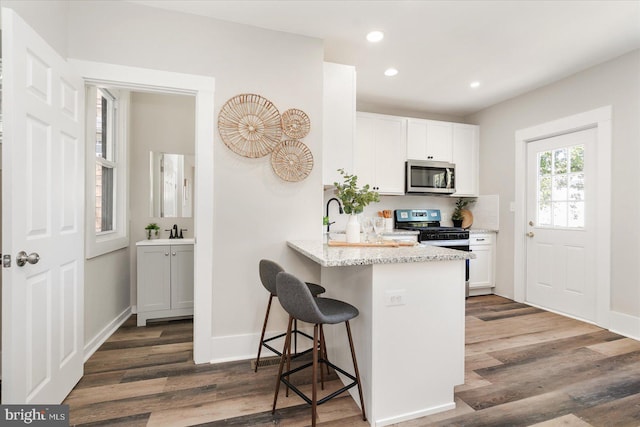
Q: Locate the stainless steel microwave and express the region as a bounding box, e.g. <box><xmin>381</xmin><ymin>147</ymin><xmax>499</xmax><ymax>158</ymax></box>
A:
<box><xmin>405</xmin><ymin>160</ymin><xmax>456</xmax><ymax>194</ymax></box>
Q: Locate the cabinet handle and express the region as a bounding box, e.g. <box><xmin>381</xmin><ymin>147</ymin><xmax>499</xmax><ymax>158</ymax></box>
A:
<box><xmin>172</xmin><ymin>252</ymin><xmax>176</xmax><ymax>256</ymax></box>
<box><xmin>476</xmin><ymin>238</ymin><xmax>485</xmax><ymax>241</ymax></box>
<box><xmin>165</xmin><ymin>253</ymin><xmax>169</xmax><ymax>256</ymax></box>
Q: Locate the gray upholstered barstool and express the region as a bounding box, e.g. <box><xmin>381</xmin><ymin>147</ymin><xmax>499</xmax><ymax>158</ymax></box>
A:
<box><xmin>272</xmin><ymin>271</ymin><xmax>366</xmax><ymax>426</ymax></box>
<box><xmin>255</xmin><ymin>259</ymin><xmax>326</xmax><ymax>372</ymax></box>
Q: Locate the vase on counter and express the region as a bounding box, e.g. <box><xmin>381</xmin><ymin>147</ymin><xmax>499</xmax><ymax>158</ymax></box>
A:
<box><xmin>346</xmin><ymin>214</ymin><xmax>361</xmax><ymax>243</ymax></box>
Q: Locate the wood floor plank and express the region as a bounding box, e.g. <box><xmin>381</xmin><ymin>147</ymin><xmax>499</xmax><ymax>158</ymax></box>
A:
<box><xmin>573</xmin><ymin>392</ymin><xmax>640</xmax><ymax>426</ymax></box>
<box><xmin>64</xmin><ymin>377</ymin><xmax>168</xmax><ymax>407</ymax></box>
<box><xmin>528</xmin><ymin>413</ymin><xmax>594</xmax><ymax>427</ymax></box>
<box><xmin>587</xmin><ymin>337</ymin><xmax>640</xmax><ymax>357</ymax></box>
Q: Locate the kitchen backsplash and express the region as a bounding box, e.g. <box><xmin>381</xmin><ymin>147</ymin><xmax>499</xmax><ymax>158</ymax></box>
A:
<box><xmin>323</xmin><ymin>189</ymin><xmax>500</xmax><ymax>232</ymax></box>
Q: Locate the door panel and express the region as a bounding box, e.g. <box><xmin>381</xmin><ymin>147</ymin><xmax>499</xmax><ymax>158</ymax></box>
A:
<box><xmin>525</xmin><ymin>128</ymin><xmax>596</xmax><ymax>321</ymax></box>
<box><xmin>2</xmin><ymin>8</ymin><xmax>85</xmax><ymax>403</ymax></box>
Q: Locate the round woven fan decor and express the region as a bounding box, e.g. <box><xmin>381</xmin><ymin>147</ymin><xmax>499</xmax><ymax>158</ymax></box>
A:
<box><xmin>218</xmin><ymin>94</ymin><xmax>282</xmax><ymax>158</ymax></box>
<box><xmin>271</xmin><ymin>140</ymin><xmax>314</xmax><ymax>182</ymax></box>
<box><xmin>281</xmin><ymin>108</ymin><xmax>311</xmax><ymax>139</ymax></box>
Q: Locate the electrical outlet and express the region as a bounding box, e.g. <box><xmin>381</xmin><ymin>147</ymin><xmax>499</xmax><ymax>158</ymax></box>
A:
<box><xmin>384</xmin><ymin>290</ymin><xmax>406</xmax><ymax>306</ymax></box>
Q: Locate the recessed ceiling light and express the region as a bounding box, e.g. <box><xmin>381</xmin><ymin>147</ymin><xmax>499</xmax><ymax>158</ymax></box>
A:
<box><xmin>366</xmin><ymin>30</ymin><xmax>384</xmax><ymax>43</ymax></box>
<box><xmin>384</xmin><ymin>68</ymin><xmax>398</xmax><ymax>77</ymax></box>
<box><xmin>470</xmin><ymin>81</ymin><xmax>481</xmax><ymax>88</ymax></box>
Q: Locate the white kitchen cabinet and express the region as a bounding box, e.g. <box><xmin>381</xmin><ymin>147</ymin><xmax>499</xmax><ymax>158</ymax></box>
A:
<box><xmin>452</xmin><ymin>123</ymin><xmax>479</xmax><ymax>197</ymax></box>
<box><xmin>136</xmin><ymin>240</ymin><xmax>194</xmax><ymax>326</ymax></box>
<box><xmin>355</xmin><ymin>112</ymin><xmax>406</xmax><ymax>195</ymax></box>
<box><xmin>469</xmin><ymin>232</ymin><xmax>495</xmax><ymax>295</ymax></box>
<box><xmin>323</xmin><ymin>62</ymin><xmax>356</xmax><ymax>187</ymax></box>
<box><xmin>406</xmin><ymin>118</ymin><xmax>453</xmax><ymax>162</ymax></box>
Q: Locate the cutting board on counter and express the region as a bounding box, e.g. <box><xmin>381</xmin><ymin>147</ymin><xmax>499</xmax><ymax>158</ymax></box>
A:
<box><xmin>328</xmin><ymin>240</ymin><xmax>417</xmax><ymax>247</ymax></box>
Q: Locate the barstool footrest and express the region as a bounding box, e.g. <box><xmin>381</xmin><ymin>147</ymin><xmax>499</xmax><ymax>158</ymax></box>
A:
<box><xmin>262</xmin><ymin>329</ymin><xmax>316</xmax><ymax>359</ymax></box>
<box><xmin>279</xmin><ymin>358</ymin><xmax>357</xmax><ymax>406</ymax></box>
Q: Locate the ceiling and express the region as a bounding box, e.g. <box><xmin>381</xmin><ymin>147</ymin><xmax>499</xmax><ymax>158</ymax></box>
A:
<box><xmin>129</xmin><ymin>0</ymin><xmax>640</xmax><ymax>117</ymax></box>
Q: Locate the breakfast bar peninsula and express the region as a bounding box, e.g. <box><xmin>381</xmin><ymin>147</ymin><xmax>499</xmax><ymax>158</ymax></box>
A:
<box><xmin>287</xmin><ymin>240</ymin><xmax>469</xmax><ymax>427</ymax></box>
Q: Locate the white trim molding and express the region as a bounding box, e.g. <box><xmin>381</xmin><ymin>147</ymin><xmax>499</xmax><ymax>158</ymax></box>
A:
<box><xmin>514</xmin><ymin>106</ymin><xmax>612</xmax><ymax>328</ymax></box>
<box><xmin>609</xmin><ymin>311</ymin><xmax>640</xmax><ymax>341</ymax></box>
<box><xmin>69</xmin><ymin>59</ymin><xmax>215</xmax><ymax>364</ymax></box>
<box><xmin>83</xmin><ymin>307</ymin><xmax>131</xmax><ymax>362</ymax></box>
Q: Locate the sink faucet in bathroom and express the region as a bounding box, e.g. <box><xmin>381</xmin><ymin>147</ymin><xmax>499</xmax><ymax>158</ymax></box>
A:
<box><xmin>325</xmin><ymin>197</ymin><xmax>344</xmax><ymax>232</ymax></box>
<box><xmin>166</xmin><ymin>224</ymin><xmax>179</xmax><ymax>239</ymax></box>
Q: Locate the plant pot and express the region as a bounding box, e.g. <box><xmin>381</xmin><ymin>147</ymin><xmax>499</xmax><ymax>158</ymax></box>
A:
<box><xmin>452</xmin><ymin>219</ymin><xmax>463</xmax><ymax>228</ymax></box>
<box><xmin>345</xmin><ymin>214</ymin><xmax>361</xmax><ymax>243</ymax></box>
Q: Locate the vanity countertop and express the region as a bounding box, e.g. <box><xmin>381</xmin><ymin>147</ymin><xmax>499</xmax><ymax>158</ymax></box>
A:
<box><xmin>136</xmin><ymin>238</ymin><xmax>195</xmax><ymax>246</ymax></box>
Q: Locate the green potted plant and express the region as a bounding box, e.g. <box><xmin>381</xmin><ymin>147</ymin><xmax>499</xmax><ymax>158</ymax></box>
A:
<box><xmin>145</xmin><ymin>223</ymin><xmax>160</xmax><ymax>239</ymax></box>
<box><xmin>334</xmin><ymin>169</ymin><xmax>380</xmax><ymax>243</ymax></box>
<box><xmin>452</xmin><ymin>198</ymin><xmax>475</xmax><ymax>228</ymax></box>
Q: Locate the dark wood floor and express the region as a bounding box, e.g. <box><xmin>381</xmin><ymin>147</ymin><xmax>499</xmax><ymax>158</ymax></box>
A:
<box><xmin>64</xmin><ymin>296</ymin><xmax>640</xmax><ymax>426</ymax></box>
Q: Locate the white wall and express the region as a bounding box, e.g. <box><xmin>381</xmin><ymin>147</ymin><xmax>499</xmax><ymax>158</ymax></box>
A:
<box><xmin>129</xmin><ymin>92</ymin><xmax>196</xmax><ymax>307</ymax></box>
<box><xmin>465</xmin><ymin>49</ymin><xmax>640</xmax><ymax>318</ymax></box>
<box><xmin>62</xmin><ymin>1</ymin><xmax>323</xmax><ymax>361</ymax></box>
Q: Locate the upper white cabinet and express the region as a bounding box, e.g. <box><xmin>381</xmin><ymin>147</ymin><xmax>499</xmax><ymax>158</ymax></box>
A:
<box><xmin>323</xmin><ymin>62</ymin><xmax>356</xmax><ymax>187</ymax></box>
<box><xmin>355</xmin><ymin>112</ymin><xmax>407</xmax><ymax>195</ymax></box>
<box><xmin>452</xmin><ymin>123</ymin><xmax>479</xmax><ymax>197</ymax></box>
<box><xmin>407</xmin><ymin>119</ymin><xmax>453</xmax><ymax>162</ymax></box>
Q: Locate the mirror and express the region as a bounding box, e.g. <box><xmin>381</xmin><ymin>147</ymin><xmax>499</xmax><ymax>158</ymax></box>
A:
<box><xmin>149</xmin><ymin>151</ymin><xmax>195</xmax><ymax>218</ymax></box>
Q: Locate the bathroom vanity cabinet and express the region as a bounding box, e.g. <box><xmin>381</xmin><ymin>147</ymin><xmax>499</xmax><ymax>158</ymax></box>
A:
<box><xmin>136</xmin><ymin>239</ymin><xmax>194</xmax><ymax>326</ymax></box>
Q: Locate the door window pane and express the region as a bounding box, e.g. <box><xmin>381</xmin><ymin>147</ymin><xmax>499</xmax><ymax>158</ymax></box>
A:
<box><xmin>554</xmin><ymin>148</ymin><xmax>567</xmax><ymax>174</ymax></box>
<box><xmin>552</xmin><ymin>175</ymin><xmax>568</xmax><ymax>200</ymax></box>
<box><xmin>568</xmin><ymin>202</ymin><xmax>585</xmax><ymax>228</ymax></box>
<box><xmin>569</xmin><ymin>173</ymin><xmax>584</xmax><ymax>201</ymax></box>
<box><xmin>570</xmin><ymin>145</ymin><xmax>584</xmax><ymax>173</ymax></box>
<box><xmin>552</xmin><ymin>202</ymin><xmax>568</xmax><ymax>227</ymax></box>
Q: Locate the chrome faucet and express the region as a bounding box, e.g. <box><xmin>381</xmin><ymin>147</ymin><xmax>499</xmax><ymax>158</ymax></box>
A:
<box><xmin>325</xmin><ymin>198</ymin><xmax>344</xmax><ymax>232</ymax></box>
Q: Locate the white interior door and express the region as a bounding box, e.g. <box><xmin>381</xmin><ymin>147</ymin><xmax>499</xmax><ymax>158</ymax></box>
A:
<box><xmin>525</xmin><ymin>127</ymin><xmax>596</xmax><ymax>321</ymax></box>
<box><xmin>2</xmin><ymin>8</ymin><xmax>85</xmax><ymax>403</ymax></box>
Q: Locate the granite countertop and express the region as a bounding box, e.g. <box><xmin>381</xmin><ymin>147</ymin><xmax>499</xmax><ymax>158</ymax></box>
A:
<box><xmin>468</xmin><ymin>229</ymin><xmax>498</xmax><ymax>234</ymax></box>
<box><xmin>287</xmin><ymin>240</ymin><xmax>471</xmax><ymax>267</ymax></box>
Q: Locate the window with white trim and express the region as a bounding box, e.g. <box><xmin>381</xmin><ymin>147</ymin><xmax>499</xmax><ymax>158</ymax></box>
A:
<box><xmin>86</xmin><ymin>86</ymin><xmax>129</xmax><ymax>258</ymax></box>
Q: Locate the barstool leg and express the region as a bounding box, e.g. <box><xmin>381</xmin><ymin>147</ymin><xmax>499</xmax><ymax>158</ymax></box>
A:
<box><xmin>320</xmin><ymin>325</ymin><xmax>330</xmax><ymax>376</ymax></box>
<box><xmin>255</xmin><ymin>294</ymin><xmax>274</xmax><ymax>372</ymax></box>
<box><xmin>311</xmin><ymin>323</ymin><xmax>319</xmax><ymax>427</ymax></box>
<box><xmin>319</xmin><ymin>325</ymin><xmax>325</xmax><ymax>390</ymax></box>
<box><xmin>272</xmin><ymin>316</ymin><xmax>294</xmax><ymax>414</ymax></box>
<box><xmin>345</xmin><ymin>320</ymin><xmax>367</xmax><ymax>421</ymax></box>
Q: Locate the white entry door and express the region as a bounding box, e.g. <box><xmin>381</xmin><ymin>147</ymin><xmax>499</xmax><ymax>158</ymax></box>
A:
<box><xmin>525</xmin><ymin>127</ymin><xmax>597</xmax><ymax>321</ymax></box>
<box><xmin>2</xmin><ymin>9</ymin><xmax>85</xmax><ymax>403</ymax></box>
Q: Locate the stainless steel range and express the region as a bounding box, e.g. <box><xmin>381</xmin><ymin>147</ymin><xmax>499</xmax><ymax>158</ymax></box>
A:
<box><xmin>395</xmin><ymin>209</ymin><xmax>471</xmax><ymax>296</ymax></box>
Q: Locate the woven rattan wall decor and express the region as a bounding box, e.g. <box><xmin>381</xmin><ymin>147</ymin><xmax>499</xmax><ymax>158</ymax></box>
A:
<box><xmin>218</xmin><ymin>93</ymin><xmax>314</xmax><ymax>181</ymax></box>
<box><xmin>218</xmin><ymin>94</ymin><xmax>282</xmax><ymax>158</ymax></box>
<box><xmin>271</xmin><ymin>140</ymin><xmax>314</xmax><ymax>182</ymax></box>
<box><xmin>281</xmin><ymin>108</ymin><xmax>311</xmax><ymax>139</ymax></box>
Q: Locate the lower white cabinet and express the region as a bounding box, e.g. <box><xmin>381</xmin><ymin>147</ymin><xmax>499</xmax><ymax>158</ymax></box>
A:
<box><xmin>469</xmin><ymin>232</ymin><xmax>495</xmax><ymax>295</ymax></box>
<box><xmin>136</xmin><ymin>241</ymin><xmax>194</xmax><ymax>326</ymax></box>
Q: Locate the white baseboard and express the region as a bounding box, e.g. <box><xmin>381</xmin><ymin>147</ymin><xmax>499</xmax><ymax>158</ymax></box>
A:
<box><xmin>209</xmin><ymin>327</ymin><xmax>315</xmax><ymax>364</ymax></box>
<box><xmin>374</xmin><ymin>402</ymin><xmax>456</xmax><ymax>427</ymax></box>
<box><xmin>83</xmin><ymin>306</ymin><xmax>132</xmax><ymax>362</ymax></box>
<box><xmin>609</xmin><ymin>310</ymin><xmax>640</xmax><ymax>341</ymax></box>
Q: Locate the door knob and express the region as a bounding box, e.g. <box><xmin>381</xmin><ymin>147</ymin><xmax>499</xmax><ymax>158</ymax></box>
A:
<box><xmin>529</xmin><ymin>220</ymin><xmax>535</xmax><ymax>226</ymax></box>
<box><xmin>16</xmin><ymin>251</ymin><xmax>40</xmax><ymax>267</ymax></box>
<box><xmin>526</xmin><ymin>232</ymin><xmax>535</xmax><ymax>238</ymax></box>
